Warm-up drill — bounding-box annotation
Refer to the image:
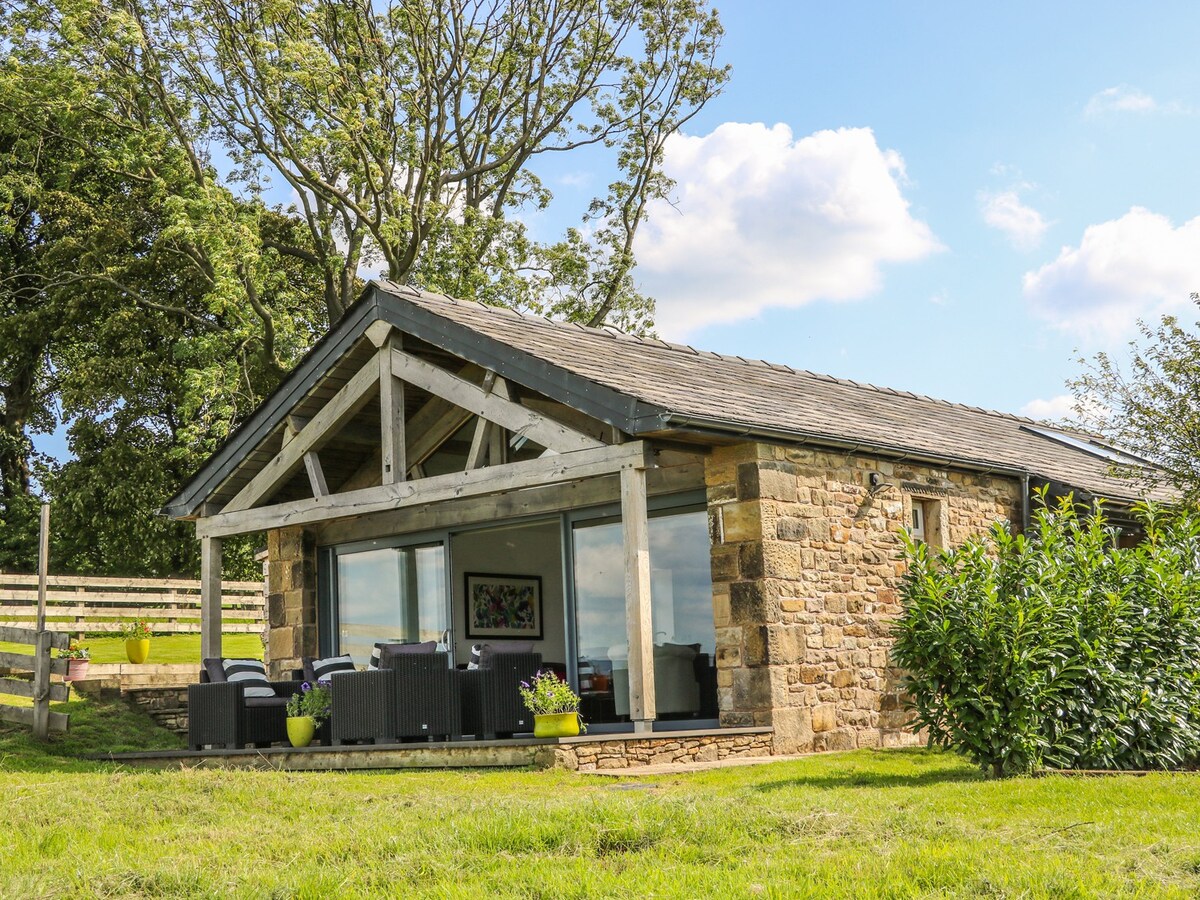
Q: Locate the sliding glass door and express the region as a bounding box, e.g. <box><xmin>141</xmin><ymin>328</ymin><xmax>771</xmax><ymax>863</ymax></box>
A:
<box><xmin>333</xmin><ymin>540</ymin><xmax>447</xmax><ymax>665</ymax></box>
<box><xmin>571</xmin><ymin>507</ymin><xmax>717</xmax><ymax>727</ymax></box>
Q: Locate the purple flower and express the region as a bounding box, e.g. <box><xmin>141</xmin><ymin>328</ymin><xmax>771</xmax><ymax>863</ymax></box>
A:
<box><xmin>300</xmin><ymin>681</ymin><xmax>312</xmax><ymax>692</ymax></box>
<box><xmin>520</xmin><ymin>681</ymin><xmax>530</xmax><ymax>689</ymax></box>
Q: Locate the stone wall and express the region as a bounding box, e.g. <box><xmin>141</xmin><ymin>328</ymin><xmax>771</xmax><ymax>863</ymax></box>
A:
<box><xmin>542</xmin><ymin>729</ymin><xmax>774</xmax><ymax>771</ymax></box>
<box><xmin>705</xmin><ymin>442</ymin><xmax>1021</xmax><ymax>755</ymax></box>
<box><xmin>126</xmin><ymin>687</ymin><xmax>189</xmax><ymax>735</ymax></box>
<box><xmin>266</xmin><ymin>526</ymin><xmax>319</xmax><ymax>679</ymax></box>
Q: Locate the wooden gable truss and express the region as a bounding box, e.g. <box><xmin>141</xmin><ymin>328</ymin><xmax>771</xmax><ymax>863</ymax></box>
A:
<box><xmin>196</xmin><ymin>323</ymin><xmax>662</xmax><ymax>728</ymax></box>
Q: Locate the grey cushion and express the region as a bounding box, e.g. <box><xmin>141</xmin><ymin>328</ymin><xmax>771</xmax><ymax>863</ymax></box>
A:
<box><xmin>369</xmin><ymin>640</ymin><xmax>406</xmax><ymax>670</ymax></box>
<box><xmin>202</xmin><ymin>658</ymin><xmax>227</xmax><ymax>684</ymax></box>
<box><xmin>478</xmin><ymin>642</ymin><xmax>536</xmax><ymax>669</ymax></box>
<box><xmin>380</xmin><ymin>641</ymin><xmax>437</xmax><ymax>668</ymax></box>
<box><xmin>244</xmin><ymin>695</ymin><xmax>290</xmax><ymax>708</ymax></box>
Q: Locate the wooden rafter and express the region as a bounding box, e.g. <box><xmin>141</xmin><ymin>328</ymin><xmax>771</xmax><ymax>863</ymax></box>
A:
<box><xmin>222</xmin><ymin>357</ymin><xmax>381</xmax><ymax>513</ymax></box>
<box><xmin>391</xmin><ymin>349</ymin><xmax>604</xmax><ymax>454</ymax></box>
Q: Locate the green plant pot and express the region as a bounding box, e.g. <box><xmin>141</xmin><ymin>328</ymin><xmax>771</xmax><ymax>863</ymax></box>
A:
<box><xmin>534</xmin><ymin>712</ymin><xmax>581</xmax><ymax>738</ymax></box>
<box><xmin>287</xmin><ymin>715</ymin><xmax>316</xmax><ymax>748</ymax></box>
<box><xmin>125</xmin><ymin>638</ymin><xmax>150</xmax><ymax>664</ymax></box>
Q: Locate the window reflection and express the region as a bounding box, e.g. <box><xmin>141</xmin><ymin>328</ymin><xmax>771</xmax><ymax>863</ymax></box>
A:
<box><xmin>335</xmin><ymin>543</ymin><xmax>446</xmax><ymax>665</ymax></box>
<box><xmin>573</xmin><ymin>509</ymin><xmax>717</xmax><ymax>725</ymax></box>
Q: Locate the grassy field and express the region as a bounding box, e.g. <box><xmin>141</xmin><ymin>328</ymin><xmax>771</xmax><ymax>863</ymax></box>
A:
<box><xmin>2</xmin><ymin>697</ymin><xmax>1199</xmax><ymax>898</ymax></box>
<box><xmin>0</xmin><ymin>633</ymin><xmax>263</xmax><ymax>665</ymax></box>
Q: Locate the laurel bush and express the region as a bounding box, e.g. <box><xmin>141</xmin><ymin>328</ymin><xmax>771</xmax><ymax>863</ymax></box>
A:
<box><xmin>892</xmin><ymin>494</ymin><xmax>1200</xmax><ymax>777</ymax></box>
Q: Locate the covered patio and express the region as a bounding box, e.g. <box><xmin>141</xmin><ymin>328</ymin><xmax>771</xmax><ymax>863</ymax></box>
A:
<box><xmin>165</xmin><ymin>281</ymin><xmax>728</xmax><ymax>756</ymax></box>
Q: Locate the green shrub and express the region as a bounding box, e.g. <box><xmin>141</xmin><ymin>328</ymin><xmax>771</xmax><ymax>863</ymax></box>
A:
<box><xmin>892</xmin><ymin>494</ymin><xmax>1200</xmax><ymax>777</ymax></box>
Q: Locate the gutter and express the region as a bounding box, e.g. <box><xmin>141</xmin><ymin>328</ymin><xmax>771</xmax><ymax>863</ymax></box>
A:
<box><xmin>656</xmin><ymin>411</ymin><xmax>1031</xmax><ymax>480</ymax></box>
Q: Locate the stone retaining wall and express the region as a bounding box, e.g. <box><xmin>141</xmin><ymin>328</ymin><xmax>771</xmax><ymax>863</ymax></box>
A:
<box><xmin>545</xmin><ymin>729</ymin><xmax>774</xmax><ymax>771</ymax></box>
<box><xmin>126</xmin><ymin>687</ymin><xmax>189</xmax><ymax>735</ymax></box>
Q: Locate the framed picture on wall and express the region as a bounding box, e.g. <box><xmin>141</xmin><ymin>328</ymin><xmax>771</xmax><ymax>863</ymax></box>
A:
<box><xmin>464</xmin><ymin>572</ymin><xmax>543</xmax><ymax>640</ymax></box>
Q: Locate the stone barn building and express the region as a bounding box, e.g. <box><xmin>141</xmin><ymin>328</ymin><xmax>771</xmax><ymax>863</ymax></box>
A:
<box><xmin>166</xmin><ymin>281</ymin><xmax>1162</xmax><ymax>758</ymax></box>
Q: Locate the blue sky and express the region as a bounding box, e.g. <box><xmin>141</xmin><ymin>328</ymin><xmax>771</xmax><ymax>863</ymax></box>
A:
<box><xmin>34</xmin><ymin>3</ymin><xmax>1200</xmax><ymax>461</ymax></box>
<box><xmin>546</xmin><ymin>1</ymin><xmax>1200</xmax><ymax>421</ymax></box>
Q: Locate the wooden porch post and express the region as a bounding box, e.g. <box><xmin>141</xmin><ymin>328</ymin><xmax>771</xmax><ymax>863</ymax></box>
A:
<box><xmin>379</xmin><ymin>336</ymin><xmax>406</xmax><ymax>485</ymax></box>
<box><xmin>200</xmin><ymin>535</ymin><xmax>223</xmax><ymax>660</ymax></box>
<box><xmin>621</xmin><ymin>464</ymin><xmax>656</xmax><ymax>733</ymax></box>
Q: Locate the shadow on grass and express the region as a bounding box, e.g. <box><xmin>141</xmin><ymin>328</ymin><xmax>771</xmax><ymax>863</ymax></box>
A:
<box><xmin>753</xmin><ymin>749</ymin><xmax>985</xmax><ymax>792</ymax></box>
<box><xmin>0</xmin><ymin>694</ymin><xmax>185</xmax><ymax>774</ymax></box>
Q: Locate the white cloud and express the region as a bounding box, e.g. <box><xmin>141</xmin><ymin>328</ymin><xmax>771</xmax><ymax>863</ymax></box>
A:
<box><xmin>1084</xmin><ymin>85</ymin><xmax>1187</xmax><ymax>118</ymax></box>
<box><xmin>634</xmin><ymin>122</ymin><xmax>942</xmax><ymax>337</ymax></box>
<box><xmin>979</xmin><ymin>189</ymin><xmax>1049</xmax><ymax>250</ymax></box>
<box><xmin>1023</xmin><ymin>207</ymin><xmax>1200</xmax><ymax>341</ymax></box>
<box><xmin>1020</xmin><ymin>395</ymin><xmax>1077</xmax><ymax>421</ymax></box>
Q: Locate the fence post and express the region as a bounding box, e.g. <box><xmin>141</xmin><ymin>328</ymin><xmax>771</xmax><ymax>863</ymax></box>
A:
<box><xmin>32</xmin><ymin>503</ymin><xmax>51</xmax><ymax>741</ymax></box>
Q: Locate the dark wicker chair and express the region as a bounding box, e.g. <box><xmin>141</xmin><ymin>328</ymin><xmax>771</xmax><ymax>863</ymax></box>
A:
<box><xmin>457</xmin><ymin>651</ymin><xmax>542</xmax><ymax>740</ymax></box>
<box><xmin>188</xmin><ymin>670</ymin><xmax>301</xmax><ymax>751</ymax></box>
<box><xmin>385</xmin><ymin>652</ymin><xmax>460</xmax><ymax>741</ymax></box>
<box><xmin>328</xmin><ymin>669</ymin><xmax>395</xmax><ymax>746</ymax></box>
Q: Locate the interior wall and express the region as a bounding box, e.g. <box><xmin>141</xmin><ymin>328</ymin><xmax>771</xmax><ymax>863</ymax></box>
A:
<box><xmin>449</xmin><ymin>519</ymin><xmax>566</xmax><ymax>666</ymax></box>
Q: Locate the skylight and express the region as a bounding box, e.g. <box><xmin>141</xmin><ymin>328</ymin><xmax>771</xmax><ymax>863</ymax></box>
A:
<box><xmin>1021</xmin><ymin>425</ymin><xmax>1152</xmax><ymax>467</ymax></box>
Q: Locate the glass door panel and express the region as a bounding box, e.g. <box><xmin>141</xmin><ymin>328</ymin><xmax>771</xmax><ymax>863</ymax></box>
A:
<box><xmin>572</xmin><ymin>508</ymin><xmax>718</xmax><ymax>727</ymax></box>
<box><xmin>335</xmin><ymin>542</ymin><xmax>446</xmax><ymax>665</ymax></box>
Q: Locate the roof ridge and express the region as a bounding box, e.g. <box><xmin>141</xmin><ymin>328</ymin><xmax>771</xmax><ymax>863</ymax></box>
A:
<box><xmin>374</xmin><ymin>279</ymin><xmax>1075</xmax><ymax>431</ymax></box>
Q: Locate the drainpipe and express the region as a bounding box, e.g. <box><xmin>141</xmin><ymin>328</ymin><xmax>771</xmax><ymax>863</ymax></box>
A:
<box><xmin>1020</xmin><ymin>473</ymin><xmax>1031</xmax><ymax>534</ymax></box>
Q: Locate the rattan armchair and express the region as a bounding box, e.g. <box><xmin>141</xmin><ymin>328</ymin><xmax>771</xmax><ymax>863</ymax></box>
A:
<box><xmin>457</xmin><ymin>651</ymin><xmax>542</xmax><ymax>740</ymax></box>
<box><xmin>187</xmin><ymin>671</ymin><xmax>301</xmax><ymax>751</ymax></box>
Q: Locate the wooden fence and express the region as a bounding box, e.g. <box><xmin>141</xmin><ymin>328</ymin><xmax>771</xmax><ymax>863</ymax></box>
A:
<box><xmin>0</xmin><ymin>574</ymin><xmax>265</xmax><ymax>636</ymax></box>
<box><xmin>0</xmin><ymin>624</ymin><xmax>70</xmax><ymax>736</ymax></box>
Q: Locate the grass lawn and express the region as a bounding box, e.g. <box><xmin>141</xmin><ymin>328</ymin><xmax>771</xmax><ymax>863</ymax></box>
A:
<box><xmin>2</xmin><ymin>698</ymin><xmax>1199</xmax><ymax>898</ymax></box>
<box><xmin>0</xmin><ymin>633</ymin><xmax>263</xmax><ymax>665</ymax></box>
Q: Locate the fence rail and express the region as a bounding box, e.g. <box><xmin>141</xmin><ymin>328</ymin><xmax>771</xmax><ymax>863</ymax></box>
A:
<box><xmin>0</xmin><ymin>573</ymin><xmax>265</xmax><ymax>636</ymax></box>
<box><xmin>0</xmin><ymin>624</ymin><xmax>70</xmax><ymax>734</ymax></box>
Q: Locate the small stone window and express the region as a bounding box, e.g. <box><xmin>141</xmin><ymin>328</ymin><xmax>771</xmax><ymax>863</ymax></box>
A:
<box><xmin>907</xmin><ymin>497</ymin><xmax>943</xmax><ymax>549</ymax></box>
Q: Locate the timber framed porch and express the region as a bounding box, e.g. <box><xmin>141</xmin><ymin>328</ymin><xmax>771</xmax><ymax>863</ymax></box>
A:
<box><xmin>99</xmin><ymin>726</ymin><xmax>774</xmax><ymax>772</ymax></box>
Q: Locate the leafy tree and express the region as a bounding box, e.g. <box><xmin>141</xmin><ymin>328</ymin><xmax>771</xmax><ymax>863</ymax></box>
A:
<box><xmin>130</xmin><ymin>0</ymin><xmax>728</xmax><ymax>331</ymax></box>
<box><xmin>1068</xmin><ymin>295</ymin><xmax>1200</xmax><ymax>502</ymax></box>
<box><xmin>0</xmin><ymin>7</ymin><xmax>326</xmax><ymax>575</ymax></box>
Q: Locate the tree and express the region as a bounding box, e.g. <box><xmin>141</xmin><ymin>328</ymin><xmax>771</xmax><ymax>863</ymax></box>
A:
<box><xmin>0</xmin><ymin>8</ymin><xmax>327</xmax><ymax>575</ymax></box>
<box><xmin>130</xmin><ymin>0</ymin><xmax>728</xmax><ymax>331</ymax></box>
<box><xmin>1068</xmin><ymin>295</ymin><xmax>1200</xmax><ymax>502</ymax></box>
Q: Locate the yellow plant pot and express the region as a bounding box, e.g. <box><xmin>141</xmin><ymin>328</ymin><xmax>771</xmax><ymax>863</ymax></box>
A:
<box><xmin>287</xmin><ymin>715</ymin><xmax>316</xmax><ymax>748</ymax></box>
<box><xmin>125</xmin><ymin>638</ymin><xmax>150</xmax><ymax>664</ymax></box>
<box><xmin>533</xmin><ymin>712</ymin><xmax>581</xmax><ymax>739</ymax></box>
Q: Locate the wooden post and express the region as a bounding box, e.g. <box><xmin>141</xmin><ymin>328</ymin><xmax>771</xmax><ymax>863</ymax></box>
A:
<box><xmin>200</xmin><ymin>535</ymin><xmax>223</xmax><ymax>660</ymax></box>
<box><xmin>380</xmin><ymin>337</ymin><xmax>406</xmax><ymax>485</ymax></box>
<box><xmin>32</xmin><ymin>502</ymin><xmax>51</xmax><ymax>740</ymax></box>
<box><xmin>35</xmin><ymin>503</ymin><xmax>49</xmax><ymax>632</ymax></box>
<box><xmin>621</xmin><ymin>465</ymin><xmax>656</xmax><ymax>732</ymax></box>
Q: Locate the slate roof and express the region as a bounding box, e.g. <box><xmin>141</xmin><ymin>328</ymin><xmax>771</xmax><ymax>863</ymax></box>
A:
<box><xmin>166</xmin><ymin>280</ymin><xmax>1169</xmax><ymax>517</ymax></box>
<box><xmin>375</xmin><ymin>281</ymin><xmax>1168</xmax><ymax>506</ymax></box>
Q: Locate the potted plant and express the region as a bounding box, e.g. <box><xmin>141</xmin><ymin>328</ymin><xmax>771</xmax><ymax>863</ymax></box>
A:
<box><xmin>519</xmin><ymin>670</ymin><xmax>586</xmax><ymax>738</ymax></box>
<box><xmin>119</xmin><ymin>619</ymin><xmax>153</xmax><ymax>664</ymax></box>
<box><xmin>285</xmin><ymin>681</ymin><xmax>332</xmax><ymax>748</ymax></box>
<box><xmin>60</xmin><ymin>643</ymin><xmax>90</xmax><ymax>682</ymax></box>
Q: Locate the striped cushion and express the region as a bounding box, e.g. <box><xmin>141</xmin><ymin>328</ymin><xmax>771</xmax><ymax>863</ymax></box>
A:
<box><xmin>311</xmin><ymin>655</ymin><xmax>356</xmax><ymax>683</ymax></box>
<box><xmin>222</xmin><ymin>659</ymin><xmax>274</xmax><ymax>698</ymax></box>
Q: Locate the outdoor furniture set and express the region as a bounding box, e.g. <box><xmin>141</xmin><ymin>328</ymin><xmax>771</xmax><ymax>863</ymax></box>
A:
<box><xmin>188</xmin><ymin>644</ymin><xmax>542</xmax><ymax>751</ymax></box>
